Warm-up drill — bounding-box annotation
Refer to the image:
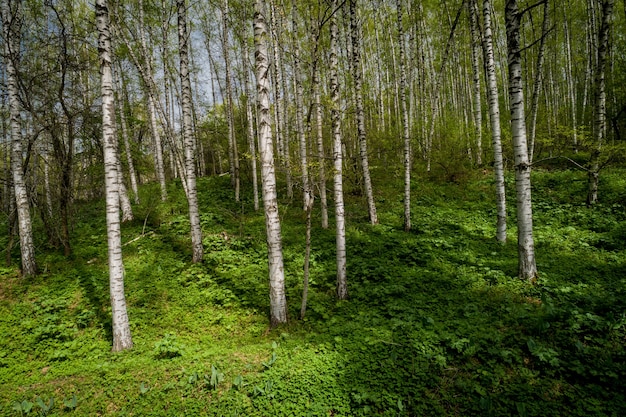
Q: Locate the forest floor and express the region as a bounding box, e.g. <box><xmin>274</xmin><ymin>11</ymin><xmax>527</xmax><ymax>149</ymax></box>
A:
<box><xmin>1</xmin><ymin>164</ymin><xmax>625</xmax><ymax>416</ymax></box>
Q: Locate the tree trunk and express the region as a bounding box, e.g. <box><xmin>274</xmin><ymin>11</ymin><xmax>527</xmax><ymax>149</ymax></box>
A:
<box><xmin>117</xmin><ymin>153</ymin><xmax>133</xmax><ymax>222</ymax></box>
<box><xmin>350</xmin><ymin>0</ymin><xmax>378</xmax><ymax>225</ymax></box>
<box><xmin>482</xmin><ymin>0</ymin><xmax>507</xmax><ymax>243</ymax></box>
<box><xmin>115</xmin><ymin>64</ymin><xmax>140</xmax><ymax>204</ymax></box>
<box><xmin>291</xmin><ymin>6</ymin><xmax>311</xmax><ymax>212</ymax></box>
<box><xmin>2</xmin><ymin>0</ymin><xmax>38</xmax><ymax>276</ymax></box>
<box><xmin>311</xmin><ymin>24</ymin><xmax>328</xmax><ymax>229</ymax></box>
<box><xmin>177</xmin><ymin>0</ymin><xmax>204</xmax><ymax>263</ymax></box>
<box><xmin>396</xmin><ymin>0</ymin><xmax>411</xmax><ymax>232</ymax></box>
<box><xmin>135</xmin><ymin>0</ymin><xmax>168</xmax><ymax>202</ymax></box>
<box><xmin>268</xmin><ymin>0</ymin><xmax>292</xmax><ymax>198</ymax></box>
<box><xmin>469</xmin><ymin>0</ymin><xmax>483</xmax><ymax>166</ymax></box>
<box><xmin>96</xmin><ymin>0</ymin><xmax>132</xmax><ymax>351</ymax></box>
<box><xmin>221</xmin><ymin>0</ymin><xmax>240</xmax><ymax>202</ymax></box>
<box><xmin>301</xmin><ymin>189</ymin><xmax>314</xmax><ymax>320</ymax></box>
<box><xmin>254</xmin><ymin>0</ymin><xmax>288</xmax><ymax>326</ymax></box>
<box><xmin>527</xmin><ymin>0</ymin><xmax>550</xmax><ymax>163</ymax></box>
<box><xmin>241</xmin><ymin>25</ymin><xmax>260</xmax><ymax>212</ymax></box>
<box><xmin>505</xmin><ymin>0</ymin><xmax>538</xmax><ymax>283</ymax></box>
<box><xmin>587</xmin><ymin>0</ymin><xmax>614</xmax><ymax>206</ymax></box>
<box><xmin>564</xmin><ymin>11</ymin><xmax>578</xmax><ymax>152</ymax></box>
<box><xmin>330</xmin><ymin>1</ymin><xmax>348</xmax><ymax>300</ymax></box>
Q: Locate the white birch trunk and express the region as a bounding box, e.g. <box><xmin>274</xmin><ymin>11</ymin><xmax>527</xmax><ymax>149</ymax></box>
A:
<box><xmin>96</xmin><ymin>0</ymin><xmax>132</xmax><ymax>351</ymax></box>
<box><xmin>255</xmin><ymin>0</ymin><xmax>287</xmax><ymax>326</ymax></box>
<box><xmin>350</xmin><ymin>0</ymin><xmax>378</xmax><ymax>225</ymax></box>
<box><xmin>312</xmin><ymin>34</ymin><xmax>328</xmax><ymax>229</ymax></box>
<box><xmin>330</xmin><ymin>2</ymin><xmax>348</xmax><ymax>300</ymax></box>
<box><xmin>115</xmin><ymin>65</ymin><xmax>140</xmax><ymax>205</ymax></box>
<box><xmin>268</xmin><ymin>0</ymin><xmax>292</xmax><ymax>198</ymax></box>
<box><xmin>138</xmin><ymin>0</ymin><xmax>168</xmax><ymax>202</ymax></box>
<box><xmin>527</xmin><ymin>1</ymin><xmax>550</xmax><ymax>163</ymax></box>
<box><xmin>177</xmin><ymin>0</ymin><xmax>204</xmax><ymax>263</ymax></box>
<box><xmin>505</xmin><ymin>0</ymin><xmax>537</xmax><ymax>283</ymax></box>
<box><xmin>117</xmin><ymin>152</ymin><xmax>133</xmax><ymax>222</ymax></box>
<box><xmin>587</xmin><ymin>0</ymin><xmax>614</xmax><ymax>205</ymax></box>
<box><xmin>397</xmin><ymin>0</ymin><xmax>411</xmax><ymax>232</ymax></box>
<box><xmin>241</xmin><ymin>28</ymin><xmax>259</xmax><ymax>212</ymax></box>
<box><xmin>2</xmin><ymin>0</ymin><xmax>37</xmax><ymax>276</ymax></box>
<box><xmin>564</xmin><ymin>11</ymin><xmax>578</xmax><ymax>152</ymax></box>
<box><xmin>482</xmin><ymin>0</ymin><xmax>507</xmax><ymax>243</ymax></box>
<box><xmin>291</xmin><ymin>7</ymin><xmax>311</xmax><ymax>212</ymax></box>
<box><xmin>222</xmin><ymin>0</ymin><xmax>240</xmax><ymax>202</ymax></box>
<box><xmin>469</xmin><ymin>0</ymin><xmax>483</xmax><ymax>166</ymax></box>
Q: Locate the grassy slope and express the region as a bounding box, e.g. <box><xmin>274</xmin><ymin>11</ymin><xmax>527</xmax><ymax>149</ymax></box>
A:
<box><xmin>0</xmin><ymin>167</ymin><xmax>625</xmax><ymax>416</ymax></box>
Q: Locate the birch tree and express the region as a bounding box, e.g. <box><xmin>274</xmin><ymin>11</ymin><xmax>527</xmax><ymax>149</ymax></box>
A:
<box><xmin>1</xmin><ymin>0</ymin><xmax>38</xmax><ymax>276</ymax></box>
<box><xmin>240</xmin><ymin>22</ymin><xmax>260</xmax><ymax>211</ymax></box>
<box><xmin>96</xmin><ymin>0</ymin><xmax>132</xmax><ymax>351</ymax></box>
<box><xmin>527</xmin><ymin>0</ymin><xmax>550</xmax><ymax>163</ymax></box>
<box><xmin>291</xmin><ymin>5</ymin><xmax>311</xmax><ymax>212</ymax></box>
<box><xmin>115</xmin><ymin>64</ymin><xmax>140</xmax><ymax>205</ymax></box>
<box><xmin>221</xmin><ymin>0</ymin><xmax>240</xmax><ymax>202</ymax></box>
<box><xmin>468</xmin><ymin>0</ymin><xmax>483</xmax><ymax>166</ymax></box>
<box><xmin>254</xmin><ymin>0</ymin><xmax>287</xmax><ymax>326</ymax></box>
<box><xmin>177</xmin><ymin>0</ymin><xmax>204</xmax><ymax>263</ymax></box>
<box><xmin>350</xmin><ymin>0</ymin><xmax>378</xmax><ymax>225</ymax></box>
<box><xmin>587</xmin><ymin>0</ymin><xmax>614</xmax><ymax>205</ymax></box>
<box><xmin>330</xmin><ymin>0</ymin><xmax>348</xmax><ymax>300</ymax></box>
<box><xmin>396</xmin><ymin>0</ymin><xmax>411</xmax><ymax>232</ymax></box>
<box><xmin>505</xmin><ymin>0</ymin><xmax>538</xmax><ymax>283</ymax></box>
<box><xmin>482</xmin><ymin>0</ymin><xmax>507</xmax><ymax>243</ymax></box>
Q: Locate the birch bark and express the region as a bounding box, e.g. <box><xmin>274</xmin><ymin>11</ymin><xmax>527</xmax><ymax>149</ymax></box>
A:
<box><xmin>469</xmin><ymin>0</ymin><xmax>483</xmax><ymax>166</ymax></box>
<box><xmin>222</xmin><ymin>0</ymin><xmax>240</xmax><ymax>202</ymax></box>
<box><xmin>505</xmin><ymin>0</ymin><xmax>537</xmax><ymax>282</ymax></box>
<box><xmin>527</xmin><ymin>1</ymin><xmax>550</xmax><ymax>163</ymax></box>
<box><xmin>96</xmin><ymin>0</ymin><xmax>132</xmax><ymax>351</ymax></box>
<box><xmin>482</xmin><ymin>0</ymin><xmax>507</xmax><ymax>243</ymax></box>
<box><xmin>311</xmin><ymin>24</ymin><xmax>328</xmax><ymax>229</ymax></box>
<box><xmin>587</xmin><ymin>0</ymin><xmax>614</xmax><ymax>205</ymax></box>
<box><xmin>396</xmin><ymin>0</ymin><xmax>411</xmax><ymax>232</ymax></box>
<box><xmin>292</xmin><ymin>6</ymin><xmax>311</xmax><ymax>211</ymax></box>
<box><xmin>241</xmin><ymin>26</ymin><xmax>259</xmax><ymax>211</ymax></box>
<box><xmin>350</xmin><ymin>0</ymin><xmax>378</xmax><ymax>225</ymax></box>
<box><xmin>268</xmin><ymin>0</ymin><xmax>292</xmax><ymax>198</ymax></box>
<box><xmin>255</xmin><ymin>0</ymin><xmax>288</xmax><ymax>325</ymax></box>
<box><xmin>330</xmin><ymin>1</ymin><xmax>348</xmax><ymax>300</ymax></box>
<box><xmin>177</xmin><ymin>0</ymin><xmax>204</xmax><ymax>263</ymax></box>
<box><xmin>138</xmin><ymin>0</ymin><xmax>168</xmax><ymax>201</ymax></box>
<box><xmin>115</xmin><ymin>65</ymin><xmax>140</xmax><ymax>204</ymax></box>
<box><xmin>1</xmin><ymin>0</ymin><xmax>38</xmax><ymax>276</ymax></box>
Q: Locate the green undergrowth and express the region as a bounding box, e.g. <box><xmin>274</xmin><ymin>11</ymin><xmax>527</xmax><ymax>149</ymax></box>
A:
<box><xmin>1</xmin><ymin>169</ymin><xmax>625</xmax><ymax>416</ymax></box>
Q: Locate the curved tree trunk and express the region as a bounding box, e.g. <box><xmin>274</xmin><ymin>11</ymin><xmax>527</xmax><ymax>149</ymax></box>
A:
<box><xmin>2</xmin><ymin>0</ymin><xmax>38</xmax><ymax>276</ymax></box>
<box><xmin>255</xmin><ymin>0</ymin><xmax>287</xmax><ymax>326</ymax></box>
<box><xmin>505</xmin><ymin>0</ymin><xmax>537</xmax><ymax>283</ymax></box>
<box><xmin>177</xmin><ymin>0</ymin><xmax>203</xmax><ymax>263</ymax></box>
<box><xmin>96</xmin><ymin>0</ymin><xmax>132</xmax><ymax>351</ymax></box>
<box><xmin>482</xmin><ymin>0</ymin><xmax>507</xmax><ymax>243</ymax></box>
